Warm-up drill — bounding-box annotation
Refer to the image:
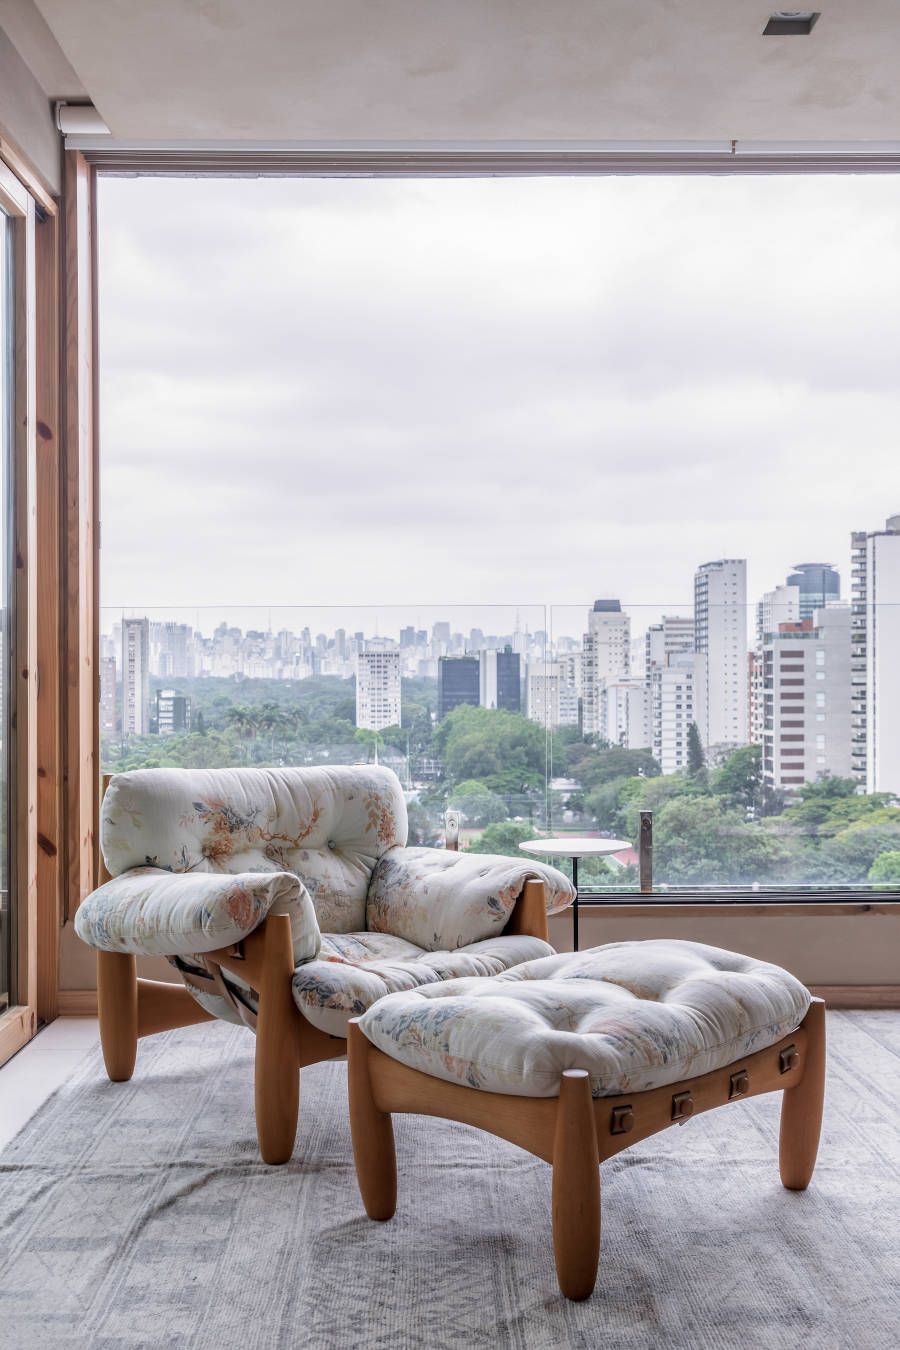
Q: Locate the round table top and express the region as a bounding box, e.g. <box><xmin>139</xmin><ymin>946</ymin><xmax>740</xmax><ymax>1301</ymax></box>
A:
<box><xmin>519</xmin><ymin>836</ymin><xmax>631</xmax><ymax>859</ymax></box>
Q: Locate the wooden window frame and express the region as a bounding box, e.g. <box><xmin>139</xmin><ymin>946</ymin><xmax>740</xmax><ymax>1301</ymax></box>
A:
<box><xmin>0</xmin><ymin>157</ymin><xmax>60</xmax><ymax>1066</ymax></box>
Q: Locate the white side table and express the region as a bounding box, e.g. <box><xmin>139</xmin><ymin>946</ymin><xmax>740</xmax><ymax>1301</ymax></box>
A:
<box><xmin>519</xmin><ymin>837</ymin><xmax>631</xmax><ymax>951</ymax></box>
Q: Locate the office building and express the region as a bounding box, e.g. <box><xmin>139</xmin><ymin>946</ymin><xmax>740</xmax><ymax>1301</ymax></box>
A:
<box><xmin>694</xmin><ymin>559</ymin><xmax>748</xmax><ymax>753</ymax></box>
<box><xmin>851</xmin><ymin>516</ymin><xmax>900</xmax><ymax>793</ymax></box>
<box><xmin>762</xmin><ymin>608</ymin><xmax>852</xmax><ymax>792</ymax></box>
<box><xmin>582</xmin><ymin>599</ymin><xmax>630</xmax><ymax>737</ymax></box>
<box><xmin>356</xmin><ymin>639</ymin><xmax>401</xmax><ymax>730</ymax></box>
<box><xmin>787</xmin><ymin>563</ymin><xmax>841</xmax><ymax>622</ymax></box>
<box><xmin>156</xmin><ymin>688</ymin><xmax>192</xmax><ymax>736</ymax></box>
<box><xmin>479</xmin><ymin>647</ymin><xmax>521</xmax><ymax>713</ymax></box>
<box><xmin>437</xmin><ymin>656</ymin><xmax>480</xmax><ymax>720</ymax></box>
<box><xmin>122</xmin><ymin>617</ymin><xmax>151</xmax><ymax>737</ymax></box>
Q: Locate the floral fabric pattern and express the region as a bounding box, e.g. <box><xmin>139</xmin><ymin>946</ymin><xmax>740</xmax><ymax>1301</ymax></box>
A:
<box><xmin>366</xmin><ymin>847</ymin><xmax>575</xmax><ymax>951</ymax></box>
<box><xmin>293</xmin><ymin>932</ymin><xmax>553</xmax><ymax>1039</ymax></box>
<box><xmin>100</xmin><ymin>765</ymin><xmax>407</xmax><ymax>933</ymax></box>
<box><xmin>74</xmin><ymin>867</ymin><xmax>321</xmax><ymax>961</ymax></box>
<box><xmin>358</xmin><ymin>939</ymin><xmax>813</xmax><ymax>1098</ymax></box>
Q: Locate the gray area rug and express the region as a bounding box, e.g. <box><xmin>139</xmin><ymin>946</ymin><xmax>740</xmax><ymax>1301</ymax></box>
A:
<box><xmin>0</xmin><ymin>1012</ymin><xmax>897</xmax><ymax>1349</ymax></box>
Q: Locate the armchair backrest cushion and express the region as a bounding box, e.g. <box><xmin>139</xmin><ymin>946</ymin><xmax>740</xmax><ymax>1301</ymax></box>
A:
<box><xmin>101</xmin><ymin>766</ymin><xmax>408</xmax><ymax>933</ymax></box>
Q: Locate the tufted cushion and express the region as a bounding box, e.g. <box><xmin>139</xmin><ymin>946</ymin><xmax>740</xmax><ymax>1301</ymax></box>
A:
<box><xmin>101</xmin><ymin>766</ymin><xmax>407</xmax><ymax>933</ymax></box>
<box><xmin>74</xmin><ymin>867</ymin><xmax>321</xmax><ymax>962</ymax></box>
<box><xmin>293</xmin><ymin>931</ymin><xmax>554</xmax><ymax>1038</ymax></box>
<box><xmin>366</xmin><ymin>846</ymin><xmax>575</xmax><ymax>951</ymax></box>
<box><xmin>358</xmin><ymin>940</ymin><xmax>812</xmax><ymax>1097</ymax></box>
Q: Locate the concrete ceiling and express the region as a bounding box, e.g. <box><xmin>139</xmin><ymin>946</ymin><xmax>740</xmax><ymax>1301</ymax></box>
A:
<box><xmin>19</xmin><ymin>0</ymin><xmax>900</xmax><ymax>143</ymax></box>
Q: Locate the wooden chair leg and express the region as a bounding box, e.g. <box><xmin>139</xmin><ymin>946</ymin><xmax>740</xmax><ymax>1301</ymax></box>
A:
<box><xmin>779</xmin><ymin>999</ymin><xmax>826</xmax><ymax>1191</ymax></box>
<box><xmin>254</xmin><ymin>914</ymin><xmax>301</xmax><ymax>1165</ymax></box>
<box><xmin>552</xmin><ymin>1069</ymin><xmax>601</xmax><ymax>1301</ymax></box>
<box><xmin>347</xmin><ymin>1020</ymin><xmax>397</xmax><ymax>1221</ymax></box>
<box><xmin>97</xmin><ymin>950</ymin><xmax>138</xmax><ymax>1082</ymax></box>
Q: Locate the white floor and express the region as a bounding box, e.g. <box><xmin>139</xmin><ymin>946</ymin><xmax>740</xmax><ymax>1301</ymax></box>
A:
<box><xmin>0</xmin><ymin>1018</ymin><xmax>99</xmax><ymax>1151</ymax></box>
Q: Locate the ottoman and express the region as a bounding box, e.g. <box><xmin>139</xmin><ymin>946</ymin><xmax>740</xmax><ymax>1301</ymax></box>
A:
<box><xmin>347</xmin><ymin>940</ymin><xmax>825</xmax><ymax>1301</ymax></box>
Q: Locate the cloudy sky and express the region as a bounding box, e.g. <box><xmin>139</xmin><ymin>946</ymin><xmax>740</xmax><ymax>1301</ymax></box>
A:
<box><xmin>98</xmin><ymin>172</ymin><xmax>900</xmax><ymax>639</ymax></box>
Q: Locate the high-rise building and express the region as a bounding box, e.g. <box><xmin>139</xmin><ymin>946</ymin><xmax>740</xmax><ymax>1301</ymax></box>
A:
<box><xmin>149</xmin><ymin>621</ymin><xmax>194</xmax><ymax>678</ymax></box>
<box><xmin>526</xmin><ymin>661</ymin><xmax>579</xmax><ymax>728</ymax></box>
<box><xmin>756</xmin><ymin>585</ymin><xmax>800</xmax><ymax>646</ymax></box>
<box><xmin>605</xmin><ymin>680</ymin><xmax>651</xmax><ymax>751</ymax></box>
<box><xmin>694</xmin><ymin>559</ymin><xmax>748</xmax><ymax>753</ymax></box>
<box><xmin>650</xmin><ymin>652</ymin><xmax>706</xmax><ymax>775</ymax></box>
<box><xmin>121</xmin><ymin>617</ymin><xmax>150</xmax><ymax>737</ymax></box>
<box><xmin>787</xmin><ymin>563</ymin><xmax>841</xmax><ymax>622</ymax></box>
<box><xmin>851</xmin><ymin>516</ymin><xmax>900</xmax><ymax>793</ymax></box>
<box><xmin>437</xmin><ymin>656</ymin><xmax>480</xmax><ymax>720</ymax></box>
<box><xmin>479</xmin><ymin>647</ymin><xmax>521</xmax><ymax>713</ymax></box>
<box><xmin>155</xmin><ymin>688</ymin><xmax>192</xmax><ymax>736</ymax></box>
<box><xmin>356</xmin><ymin>639</ymin><xmax>401</xmax><ymax>730</ymax></box>
<box><xmin>762</xmin><ymin>608</ymin><xmax>852</xmax><ymax>793</ymax></box>
<box><xmin>99</xmin><ymin>656</ymin><xmax>117</xmax><ymax>735</ymax></box>
<box><xmin>582</xmin><ymin>600</ymin><xmax>630</xmax><ymax>738</ymax></box>
<box><xmin>644</xmin><ymin>615</ymin><xmax>694</xmax><ymax>681</ymax></box>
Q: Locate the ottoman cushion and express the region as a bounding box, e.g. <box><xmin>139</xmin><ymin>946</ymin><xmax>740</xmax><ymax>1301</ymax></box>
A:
<box><xmin>357</xmin><ymin>940</ymin><xmax>812</xmax><ymax>1098</ymax></box>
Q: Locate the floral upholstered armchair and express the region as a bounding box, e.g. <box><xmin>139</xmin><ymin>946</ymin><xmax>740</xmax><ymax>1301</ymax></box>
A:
<box><xmin>75</xmin><ymin>766</ymin><xmax>575</xmax><ymax>1163</ymax></box>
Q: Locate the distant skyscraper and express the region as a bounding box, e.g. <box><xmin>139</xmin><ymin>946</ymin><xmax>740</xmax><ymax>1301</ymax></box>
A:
<box><xmin>644</xmin><ymin>615</ymin><xmax>694</xmax><ymax>681</ymax></box>
<box><xmin>479</xmin><ymin>647</ymin><xmax>521</xmax><ymax>712</ymax></box>
<box><xmin>356</xmin><ymin>639</ymin><xmax>401</xmax><ymax>731</ymax></box>
<box><xmin>694</xmin><ymin>559</ymin><xmax>748</xmax><ymax>753</ymax></box>
<box><xmin>121</xmin><ymin>617</ymin><xmax>150</xmax><ymax>737</ymax></box>
<box><xmin>787</xmin><ymin>563</ymin><xmax>841</xmax><ymax>622</ymax></box>
<box><xmin>155</xmin><ymin>688</ymin><xmax>192</xmax><ymax>736</ymax></box>
<box><xmin>438</xmin><ymin>656</ymin><xmax>480</xmax><ymax>720</ymax></box>
<box><xmin>100</xmin><ymin>656</ymin><xmax>117</xmax><ymax>735</ymax></box>
<box><xmin>526</xmin><ymin>661</ymin><xmax>579</xmax><ymax>728</ymax></box>
<box><xmin>582</xmin><ymin>600</ymin><xmax>630</xmax><ymax>738</ymax></box>
<box><xmin>605</xmin><ymin>680</ymin><xmax>651</xmax><ymax>751</ymax></box>
<box><xmin>756</xmin><ymin>584</ymin><xmax>800</xmax><ymax>646</ymax></box>
<box><xmin>650</xmin><ymin>652</ymin><xmax>705</xmax><ymax>775</ymax></box>
<box><xmin>762</xmin><ymin>608</ymin><xmax>852</xmax><ymax>793</ymax></box>
<box><xmin>851</xmin><ymin>516</ymin><xmax>900</xmax><ymax>793</ymax></box>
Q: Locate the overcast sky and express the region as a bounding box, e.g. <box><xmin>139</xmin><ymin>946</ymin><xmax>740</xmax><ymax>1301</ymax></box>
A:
<box><xmin>98</xmin><ymin>173</ymin><xmax>900</xmax><ymax>638</ymax></box>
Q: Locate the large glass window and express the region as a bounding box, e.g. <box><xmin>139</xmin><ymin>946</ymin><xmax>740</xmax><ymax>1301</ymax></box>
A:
<box><xmin>98</xmin><ymin>174</ymin><xmax>900</xmax><ymax>896</ymax></box>
<box><xmin>0</xmin><ymin>208</ymin><xmax>12</xmax><ymax>1010</ymax></box>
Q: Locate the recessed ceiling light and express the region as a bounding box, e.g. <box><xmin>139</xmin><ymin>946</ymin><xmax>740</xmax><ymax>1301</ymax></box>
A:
<box><xmin>763</xmin><ymin>11</ymin><xmax>820</xmax><ymax>35</ymax></box>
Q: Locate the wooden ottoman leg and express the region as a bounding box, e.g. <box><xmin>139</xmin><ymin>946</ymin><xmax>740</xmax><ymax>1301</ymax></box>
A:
<box><xmin>97</xmin><ymin>950</ymin><xmax>138</xmax><ymax>1082</ymax></box>
<box><xmin>348</xmin><ymin>1020</ymin><xmax>397</xmax><ymax>1221</ymax></box>
<box><xmin>779</xmin><ymin>999</ymin><xmax>826</xmax><ymax>1191</ymax></box>
<box><xmin>255</xmin><ymin>914</ymin><xmax>301</xmax><ymax>1165</ymax></box>
<box><xmin>552</xmin><ymin>1069</ymin><xmax>601</xmax><ymax>1301</ymax></box>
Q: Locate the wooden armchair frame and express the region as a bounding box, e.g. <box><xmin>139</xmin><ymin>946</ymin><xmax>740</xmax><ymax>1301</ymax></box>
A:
<box><xmin>347</xmin><ymin>999</ymin><xmax>826</xmax><ymax>1300</ymax></box>
<box><xmin>94</xmin><ymin>844</ymin><xmax>551</xmax><ymax>1164</ymax></box>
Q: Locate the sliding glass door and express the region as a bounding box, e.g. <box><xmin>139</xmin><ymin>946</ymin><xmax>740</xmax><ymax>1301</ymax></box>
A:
<box><xmin>0</xmin><ymin>208</ymin><xmax>12</xmax><ymax>1015</ymax></box>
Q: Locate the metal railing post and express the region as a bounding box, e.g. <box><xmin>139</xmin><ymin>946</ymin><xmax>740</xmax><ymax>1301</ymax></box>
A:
<box><xmin>639</xmin><ymin>811</ymin><xmax>653</xmax><ymax>894</ymax></box>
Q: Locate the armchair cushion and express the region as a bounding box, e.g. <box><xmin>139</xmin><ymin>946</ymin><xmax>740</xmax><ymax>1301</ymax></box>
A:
<box><xmin>365</xmin><ymin>846</ymin><xmax>576</xmax><ymax>951</ymax></box>
<box><xmin>74</xmin><ymin>867</ymin><xmax>321</xmax><ymax>961</ymax></box>
<box><xmin>99</xmin><ymin>765</ymin><xmax>407</xmax><ymax>933</ymax></box>
<box><xmin>293</xmin><ymin>931</ymin><xmax>553</xmax><ymax>1038</ymax></box>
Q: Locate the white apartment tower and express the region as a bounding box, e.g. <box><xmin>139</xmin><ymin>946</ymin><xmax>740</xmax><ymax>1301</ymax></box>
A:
<box><xmin>605</xmin><ymin>681</ymin><xmax>652</xmax><ymax>751</ymax></box>
<box><xmin>762</xmin><ymin>608</ymin><xmax>852</xmax><ymax>792</ymax></box>
<box><xmin>694</xmin><ymin>559</ymin><xmax>748</xmax><ymax>754</ymax></box>
<box><xmin>526</xmin><ymin>661</ymin><xmax>580</xmax><ymax>729</ymax></box>
<box><xmin>750</xmin><ymin>584</ymin><xmax>801</xmax><ymax>743</ymax></box>
<box><xmin>851</xmin><ymin>516</ymin><xmax>900</xmax><ymax>794</ymax></box>
<box><xmin>650</xmin><ymin>653</ymin><xmax>706</xmax><ymax>775</ymax></box>
<box><xmin>121</xmin><ymin>617</ymin><xmax>150</xmax><ymax>737</ymax></box>
<box><xmin>582</xmin><ymin>600</ymin><xmax>630</xmax><ymax>738</ymax></box>
<box><xmin>644</xmin><ymin>615</ymin><xmax>694</xmax><ymax>681</ymax></box>
<box><xmin>355</xmin><ymin>639</ymin><xmax>401</xmax><ymax>731</ymax></box>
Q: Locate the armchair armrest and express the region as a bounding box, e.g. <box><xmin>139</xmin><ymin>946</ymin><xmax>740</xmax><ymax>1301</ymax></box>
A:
<box><xmin>74</xmin><ymin>867</ymin><xmax>321</xmax><ymax>963</ymax></box>
<box><xmin>366</xmin><ymin>846</ymin><xmax>576</xmax><ymax>952</ymax></box>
